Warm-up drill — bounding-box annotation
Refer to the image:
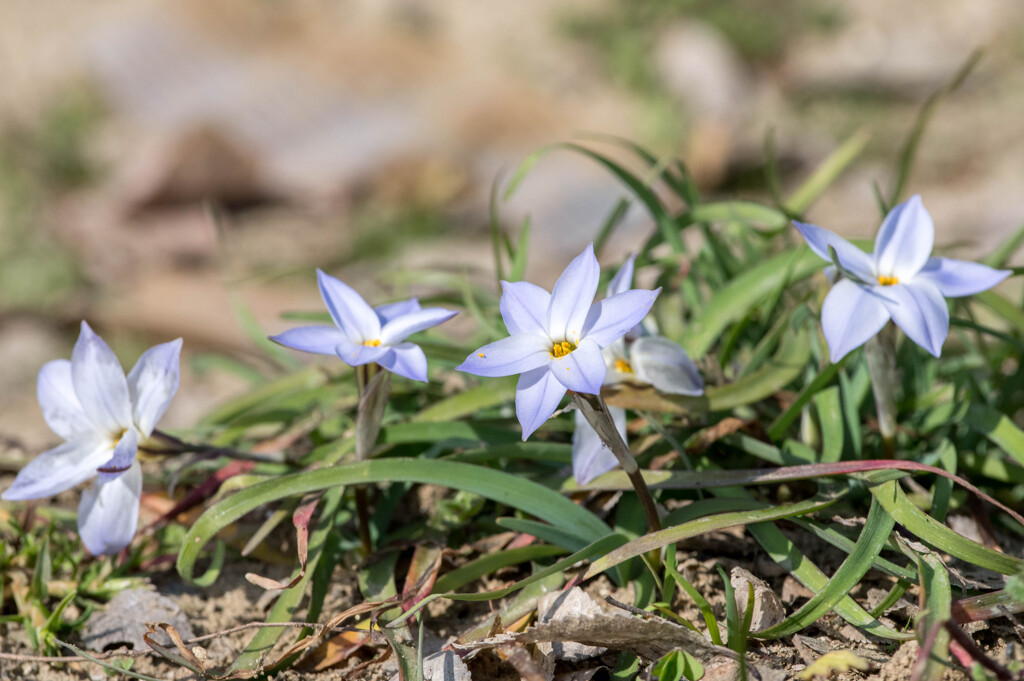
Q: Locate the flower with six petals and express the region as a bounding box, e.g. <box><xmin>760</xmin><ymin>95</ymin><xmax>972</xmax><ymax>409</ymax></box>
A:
<box><xmin>270</xmin><ymin>269</ymin><xmax>458</xmax><ymax>382</ymax></box>
<box><xmin>794</xmin><ymin>195</ymin><xmax>1010</xmax><ymax>362</ymax></box>
<box><xmin>457</xmin><ymin>243</ymin><xmax>660</xmax><ymax>440</ymax></box>
<box><xmin>2</xmin><ymin>322</ymin><xmax>182</xmax><ymax>556</ymax></box>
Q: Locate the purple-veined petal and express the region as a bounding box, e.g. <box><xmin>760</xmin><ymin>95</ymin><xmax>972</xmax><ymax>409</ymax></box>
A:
<box><xmin>96</xmin><ymin>428</ymin><xmax>139</xmax><ymax>483</ymax></box>
<box><xmin>547</xmin><ymin>244</ymin><xmax>601</xmax><ymax>343</ymax></box>
<box><xmin>608</xmin><ymin>254</ymin><xmax>637</xmax><ymax>297</ymax></box>
<box><xmin>820</xmin><ymin>280</ymin><xmax>891</xmax><ymax>363</ymax></box>
<box><xmin>572</xmin><ymin>407</ymin><xmax>625</xmax><ymax>485</ymax></box>
<box><xmin>914</xmin><ymin>257</ymin><xmax>1010</xmax><ymax>298</ymax></box>
<box><xmin>631</xmin><ymin>336</ymin><xmax>704</xmax><ymax>396</ymax></box>
<box><xmin>376</xmin><ymin>298</ymin><xmax>421</xmax><ymax>325</ymax></box>
<box><xmin>456</xmin><ymin>333</ymin><xmax>551</xmax><ymax>378</ymax></box>
<box><xmin>793</xmin><ymin>221</ymin><xmax>875</xmax><ymax>282</ymax></box>
<box><xmin>127</xmin><ymin>339</ymin><xmax>182</xmax><ymax>437</ymax></box>
<box><xmin>37</xmin><ymin>360</ymin><xmax>93</xmax><ymax>440</ymax></box>
<box><xmin>581</xmin><ymin>288</ymin><xmax>661</xmax><ymax>348</ymax></box>
<box><xmin>270</xmin><ymin>325</ymin><xmax>347</xmax><ymax>356</ymax></box>
<box><xmin>551</xmin><ymin>338</ymin><xmax>606</xmax><ymax>394</ymax></box>
<box><xmin>377</xmin><ymin>343</ymin><xmax>428</xmax><ymax>382</ymax></box>
<box><xmin>379</xmin><ymin>308</ymin><xmax>457</xmax><ymax>345</ymax></box>
<box><xmin>316</xmin><ymin>269</ymin><xmax>381</xmax><ymax>342</ymax></box>
<box><xmin>499</xmin><ymin>281</ymin><xmax>550</xmax><ymax>335</ymax></box>
<box><xmin>1</xmin><ymin>439</ymin><xmax>111</xmax><ymax>501</ymax></box>
<box><xmin>77</xmin><ymin>461</ymin><xmax>142</xmax><ymax>556</ymax></box>
<box><xmin>515</xmin><ymin>366</ymin><xmax>567</xmax><ymax>440</ymax></box>
<box><xmin>873</xmin><ymin>195</ymin><xmax>934</xmax><ymax>280</ymax></box>
<box><xmin>71</xmin><ymin>321</ymin><xmax>132</xmax><ymax>433</ymax></box>
<box><xmin>335</xmin><ymin>339</ymin><xmax>390</xmax><ymax>367</ymax></box>
<box><xmin>878</xmin><ymin>280</ymin><xmax>949</xmax><ymax>358</ymax></box>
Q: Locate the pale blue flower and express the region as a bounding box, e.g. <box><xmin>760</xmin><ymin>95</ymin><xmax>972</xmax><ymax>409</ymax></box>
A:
<box><xmin>572</xmin><ymin>255</ymin><xmax>703</xmax><ymax>483</ymax></box>
<box><xmin>458</xmin><ymin>244</ymin><xmax>660</xmax><ymax>440</ymax></box>
<box><xmin>2</xmin><ymin>322</ymin><xmax>182</xmax><ymax>556</ymax></box>
<box><xmin>795</xmin><ymin>195</ymin><xmax>1010</xmax><ymax>362</ymax></box>
<box><xmin>270</xmin><ymin>269</ymin><xmax>457</xmax><ymax>382</ymax></box>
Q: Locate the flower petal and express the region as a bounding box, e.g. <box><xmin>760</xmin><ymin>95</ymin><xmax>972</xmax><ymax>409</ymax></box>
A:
<box><xmin>793</xmin><ymin>221</ymin><xmax>876</xmax><ymax>281</ymax></box>
<box><xmin>873</xmin><ymin>195</ymin><xmax>934</xmax><ymax>280</ymax></box>
<box><xmin>631</xmin><ymin>336</ymin><xmax>704</xmax><ymax>396</ymax></box>
<box><xmin>607</xmin><ymin>254</ymin><xmax>637</xmax><ymax>297</ymax></box>
<box><xmin>878</xmin><ymin>280</ymin><xmax>949</xmax><ymax>357</ymax></box>
<box><xmin>96</xmin><ymin>428</ymin><xmax>139</xmax><ymax>483</ymax></box>
<box><xmin>379</xmin><ymin>308</ymin><xmax>458</xmax><ymax>345</ymax></box>
<box><xmin>375</xmin><ymin>298</ymin><xmax>421</xmax><ymax>325</ymax></box>
<box><xmin>270</xmin><ymin>325</ymin><xmax>347</xmax><ymax>356</ymax></box>
<box><xmin>377</xmin><ymin>343</ymin><xmax>428</xmax><ymax>382</ymax></box>
<box><xmin>914</xmin><ymin>257</ymin><xmax>1010</xmax><ymax>298</ymax></box>
<box><xmin>456</xmin><ymin>333</ymin><xmax>551</xmax><ymax>377</ymax></box>
<box><xmin>127</xmin><ymin>339</ymin><xmax>182</xmax><ymax>437</ymax></box>
<box><xmin>547</xmin><ymin>243</ymin><xmax>600</xmax><ymax>343</ymax></box>
<box><xmin>316</xmin><ymin>269</ymin><xmax>381</xmax><ymax>341</ymax></box>
<box><xmin>499</xmin><ymin>281</ymin><xmax>550</xmax><ymax>335</ymax></box>
<box><xmin>602</xmin><ymin>339</ymin><xmax>632</xmax><ymax>385</ymax></box>
<box><xmin>820</xmin><ymin>280</ymin><xmax>892</xmax><ymax>362</ymax></box>
<box><xmin>515</xmin><ymin>367</ymin><xmax>567</xmax><ymax>440</ymax></box>
<box><xmin>1</xmin><ymin>439</ymin><xmax>110</xmax><ymax>501</ymax></box>
<box><xmin>581</xmin><ymin>288</ymin><xmax>661</xmax><ymax>348</ymax></box>
<box><xmin>71</xmin><ymin>321</ymin><xmax>132</xmax><ymax>433</ymax></box>
<box><xmin>572</xmin><ymin>407</ymin><xmax>625</xmax><ymax>485</ymax></box>
<box><xmin>552</xmin><ymin>338</ymin><xmax>606</xmax><ymax>394</ymax></box>
<box><xmin>37</xmin><ymin>360</ymin><xmax>93</xmax><ymax>440</ymax></box>
<box><xmin>78</xmin><ymin>461</ymin><xmax>142</xmax><ymax>556</ymax></box>
<box><xmin>335</xmin><ymin>339</ymin><xmax>390</xmax><ymax>367</ymax></box>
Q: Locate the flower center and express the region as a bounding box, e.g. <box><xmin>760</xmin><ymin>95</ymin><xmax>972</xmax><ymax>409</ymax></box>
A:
<box><xmin>614</xmin><ymin>358</ymin><xmax>634</xmax><ymax>374</ymax></box>
<box><xmin>363</xmin><ymin>339</ymin><xmax>382</xmax><ymax>347</ymax></box>
<box><xmin>877</xmin><ymin>275</ymin><xmax>899</xmax><ymax>286</ymax></box>
<box><xmin>550</xmin><ymin>340</ymin><xmax>576</xmax><ymax>358</ymax></box>
<box><xmin>112</xmin><ymin>428</ymin><xmax>127</xmax><ymax>445</ymax></box>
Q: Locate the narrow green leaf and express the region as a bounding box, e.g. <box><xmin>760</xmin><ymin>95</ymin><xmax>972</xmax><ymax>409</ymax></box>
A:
<box><xmin>869</xmin><ymin>479</ymin><xmax>1024</xmax><ymax>575</ymax></box>
<box><xmin>584</xmin><ymin>495</ymin><xmax>838</xmax><ymax>578</ymax></box>
<box><xmin>433</xmin><ymin>545</ymin><xmax>567</xmax><ymax>594</ymax></box>
<box><xmin>412</xmin><ymin>377</ymin><xmax>517</xmax><ymax>423</ymax></box>
<box><xmin>754</xmin><ymin>497</ymin><xmax>894</xmax><ymax>639</ymax></box>
<box><xmin>179</xmin><ymin>459</ymin><xmax>611</xmax><ymax>582</ymax></box>
<box><xmin>393</xmin><ymin>534</ymin><xmax>624</xmax><ymax>626</ymax></box>
<box><xmin>889</xmin><ymin>50</ymin><xmax>981</xmax><ymax>206</ymax></box>
<box><xmin>786</xmin><ymin>128</ymin><xmax>871</xmax><ymax>214</ymax></box>
<box><xmin>965</xmin><ymin>403</ymin><xmax>1024</xmax><ymax>470</ymax></box>
<box><xmin>496</xmin><ymin>517</ymin><xmax>592</xmax><ymax>552</ymax></box>
<box><xmin>899</xmin><ymin>537</ymin><xmax>952</xmax><ymax>680</ymax></box>
<box><xmin>680</xmin><ymin>249</ymin><xmax>821</xmax><ymax>358</ymax></box>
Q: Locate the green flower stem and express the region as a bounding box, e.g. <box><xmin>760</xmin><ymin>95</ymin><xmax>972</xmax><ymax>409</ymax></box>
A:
<box><xmin>573</xmin><ymin>393</ymin><xmax>662</xmax><ymax>536</ymax></box>
<box><xmin>354</xmin><ymin>364</ymin><xmax>392</xmax><ymax>555</ymax></box>
<box><xmin>864</xmin><ymin>324</ymin><xmax>897</xmax><ymax>457</ymax></box>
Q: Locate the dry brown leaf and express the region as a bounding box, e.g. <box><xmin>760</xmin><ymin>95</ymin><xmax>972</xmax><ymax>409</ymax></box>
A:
<box><xmin>455</xmin><ymin>587</ymin><xmax>733</xmax><ymax>663</ymax></box>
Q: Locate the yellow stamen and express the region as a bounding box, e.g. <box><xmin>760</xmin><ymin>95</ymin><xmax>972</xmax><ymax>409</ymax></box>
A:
<box><xmin>550</xmin><ymin>340</ymin><xmax>577</xmax><ymax>358</ymax></box>
<box><xmin>363</xmin><ymin>339</ymin><xmax>382</xmax><ymax>347</ymax></box>
<box><xmin>477</xmin><ymin>353</ymin><xmax>485</xmax><ymax>358</ymax></box>
<box><xmin>877</xmin><ymin>275</ymin><xmax>899</xmax><ymax>286</ymax></box>
<box><xmin>614</xmin><ymin>359</ymin><xmax>634</xmax><ymax>374</ymax></box>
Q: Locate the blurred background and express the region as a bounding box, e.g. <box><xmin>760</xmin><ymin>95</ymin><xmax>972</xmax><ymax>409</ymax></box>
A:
<box><xmin>1</xmin><ymin>0</ymin><xmax>1023</xmax><ymax>451</ymax></box>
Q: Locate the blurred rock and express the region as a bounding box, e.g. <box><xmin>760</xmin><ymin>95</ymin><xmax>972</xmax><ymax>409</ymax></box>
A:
<box><xmin>782</xmin><ymin>0</ymin><xmax>1022</xmax><ymax>95</ymax></box>
<box><xmin>113</xmin><ymin>126</ymin><xmax>274</xmax><ymax>211</ymax></box>
<box><xmin>655</xmin><ymin>22</ymin><xmax>750</xmax><ymax>122</ymax></box>
<box><xmin>82</xmin><ymin>589</ymin><xmax>194</xmax><ymax>651</ymax></box>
